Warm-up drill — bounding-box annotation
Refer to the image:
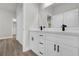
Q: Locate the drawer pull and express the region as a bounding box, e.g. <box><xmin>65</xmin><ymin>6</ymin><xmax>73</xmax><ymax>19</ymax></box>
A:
<box><xmin>54</xmin><ymin>44</ymin><xmax>56</xmax><ymax>51</ymax></box>
<box><xmin>57</xmin><ymin>45</ymin><xmax>59</xmax><ymax>53</ymax></box>
<box><xmin>39</xmin><ymin>42</ymin><xmax>43</xmax><ymax>44</ymax></box>
<box><xmin>32</xmin><ymin>37</ymin><xmax>34</xmax><ymax>41</ymax></box>
<box><xmin>39</xmin><ymin>35</ymin><xmax>43</xmax><ymax>36</ymax></box>
<box><xmin>39</xmin><ymin>51</ymin><xmax>43</xmax><ymax>55</ymax></box>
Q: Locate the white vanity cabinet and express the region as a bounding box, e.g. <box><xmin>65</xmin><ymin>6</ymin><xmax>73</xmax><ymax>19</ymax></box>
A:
<box><xmin>29</xmin><ymin>8</ymin><xmax>79</xmax><ymax>56</ymax></box>
<box><xmin>30</xmin><ymin>31</ymin><xmax>79</xmax><ymax>56</ymax></box>
<box><xmin>46</xmin><ymin>33</ymin><xmax>79</xmax><ymax>56</ymax></box>
<box><xmin>30</xmin><ymin>32</ymin><xmax>39</xmax><ymax>55</ymax></box>
<box><xmin>30</xmin><ymin>31</ymin><xmax>46</xmax><ymax>56</ymax></box>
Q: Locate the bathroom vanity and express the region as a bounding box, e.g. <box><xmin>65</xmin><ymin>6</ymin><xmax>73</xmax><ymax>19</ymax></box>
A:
<box><xmin>29</xmin><ymin>8</ymin><xmax>79</xmax><ymax>56</ymax></box>
<box><xmin>30</xmin><ymin>29</ymin><xmax>79</xmax><ymax>56</ymax></box>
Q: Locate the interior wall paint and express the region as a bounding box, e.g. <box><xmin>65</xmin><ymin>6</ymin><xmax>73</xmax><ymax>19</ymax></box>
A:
<box><xmin>23</xmin><ymin>3</ymin><xmax>40</xmax><ymax>51</ymax></box>
<box><xmin>38</xmin><ymin>9</ymin><xmax>53</xmax><ymax>28</ymax></box>
<box><xmin>16</xmin><ymin>4</ymin><xmax>23</xmax><ymax>45</ymax></box>
<box><xmin>50</xmin><ymin>3</ymin><xmax>79</xmax><ymax>15</ymax></box>
<box><xmin>0</xmin><ymin>9</ymin><xmax>14</xmax><ymax>39</ymax></box>
<box><xmin>40</xmin><ymin>3</ymin><xmax>79</xmax><ymax>28</ymax></box>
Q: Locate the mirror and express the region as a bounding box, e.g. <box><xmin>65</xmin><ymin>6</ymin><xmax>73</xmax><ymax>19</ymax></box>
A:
<box><xmin>47</xmin><ymin>15</ymin><xmax>51</xmax><ymax>28</ymax></box>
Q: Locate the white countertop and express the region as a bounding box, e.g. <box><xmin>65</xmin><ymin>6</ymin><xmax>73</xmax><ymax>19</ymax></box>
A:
<box><xmin>29</xmin><ymin>28</ymin><xmax>79</xmax><ymax>37</ymax></box>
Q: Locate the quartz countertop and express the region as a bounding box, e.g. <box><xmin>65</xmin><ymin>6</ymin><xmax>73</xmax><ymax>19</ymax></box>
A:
<box><xmin>29</xmin><ymin>28</ymin><xmax>79</xmax><ymax>37</ymax></box>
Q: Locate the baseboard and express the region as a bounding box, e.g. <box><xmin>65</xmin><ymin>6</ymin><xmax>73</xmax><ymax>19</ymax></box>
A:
<box><xmin>23</xmin><ymin>48</ymin><xmax>31</xmax><ymax>52</ymax></box>
<box><xmin>0</xmin><ymin>35</ymin><xmax>13</xmax><ymax>40</ymax></box>
<box><xmin>16</xmin><ymin>39</ymin><xmax>23</xmax><ymax>47</ymax></box>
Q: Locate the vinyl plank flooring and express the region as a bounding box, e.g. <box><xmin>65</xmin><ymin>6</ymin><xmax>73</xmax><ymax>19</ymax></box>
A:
<box><xmin>0</xmin><ymin>38</ymin><xmax>37</xmax><ymax>56</ymax></box>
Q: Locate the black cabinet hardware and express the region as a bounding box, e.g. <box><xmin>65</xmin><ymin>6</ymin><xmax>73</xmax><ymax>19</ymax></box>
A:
<box><xmin>57</xmin><ymin>45</ymin><xmax>59</xmax><ymax>53</ymax></box>
<box><xmin>39</xmin><ymin>42</ymin><xmax>43</xmax><ymax>44</ymax></box>
<box><xmin>39</xmin><ymin>35</ymin><xmax>43</xmax><ymax>36</ymax></box>
<box><xmin>54</xmin><ymin>44</ymin><xmax>56</xmax><ymax>51</ymax></box>
<box><xmin>39</xmin><ymin>51</ymin><xmax>43</xmax><ymax>55</ymax></box>
<box><xmin>32</xmin><ymin>37</ymin><xmax>34</xmax><ymax>41</ymax></box>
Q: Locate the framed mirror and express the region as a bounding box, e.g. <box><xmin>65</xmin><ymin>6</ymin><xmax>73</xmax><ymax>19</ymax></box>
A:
<box><xmin>47</xmin><ymin>15</ymin><xmax>51</xmax><ymax>28</ymax></box>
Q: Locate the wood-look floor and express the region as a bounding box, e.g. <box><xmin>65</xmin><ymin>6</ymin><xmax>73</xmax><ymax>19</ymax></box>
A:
<box><xmin>0</xmin><ymin>38</ymin><xmax>37</xmax><ymax>56</ymax></box>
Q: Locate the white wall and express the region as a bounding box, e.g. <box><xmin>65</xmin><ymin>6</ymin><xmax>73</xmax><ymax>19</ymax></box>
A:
<box><xmin>16</xmin><ymin>4</ymin><xmax>23</xmax><ymax>45</ymax></box>
<box><xmin>38</xmin><ymin>10</ymin><xmax>53</xmax><ymax>28</ymax></box>
<box><xmin>23</xmin><ymin>3</ymin><xmax>40</xmax><ymax>51</ymax></box>
<box><xmin>47</xmin><ymin>3</ymin><xmax>79</xmax><ymax>15</ymax></box>
<box><xmin>39</xmin><ymin>3</ymin><xmax>79</xmax><ymax>28</ymax></box>
<box><xmin>0</xmin><ymin>9</ymin><xmax>14</xmax><ymax>39</ymax></box>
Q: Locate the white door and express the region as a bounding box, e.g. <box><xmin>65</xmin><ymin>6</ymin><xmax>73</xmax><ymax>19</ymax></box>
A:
<box><xmin>64</xmin><ymin>9</ymin><xmax>79</xmax><ymax>27</ymax></box>
<box><xmin>30</xmin><ymin>32</ymin><xmax>36</xmax><ymax>52</ymax></box>
<box><xmin>52</xmin><ymin>42</ymin><xmax>79</xmax><ymax>56</ymax></box>
<box><xmin>46</xmin><ymin>40</ymin><xmax>57</xmax><ymax>56</ymax></box>
<box><xmin>51</xmin><ymin>13</ymin><xmax>63</xmax><ymax>28</ymax></box>
<box><xmin>30</xmin><ymin>32</ymin><xmax>39</xmax><ymax>55</ymax></box>
<box><xmin>58</xmin><ymin>43</ymin><xmax>78</xmax><ymax>56</ymax></box>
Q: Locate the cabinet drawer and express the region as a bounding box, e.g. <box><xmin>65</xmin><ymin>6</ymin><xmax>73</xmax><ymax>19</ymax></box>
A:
<box><xmin>39</xmin><ymin>33</ymin><xmax>45</xmax><ymax>40</ymax></box>
<box><xmin>38</xmin><ymin>50</ymin><xmax>45</xmax><ymax>56</ymax></box>
<box><xmin>37</xmin><ymin>48</ymin><xmax>45</xmax><ymax>56</ymax></box>
<box><xmin>39</xmin><ymin>42</ymin><xmax>45</xmax><ymax>47</ymax></box>
<box><xmin>46</xmin><ymin>33</ymin><xmax>62</xmax><ymax>43</ymax></box>
<box><xmin>46</xmin><ymin>33</ymin><xmax>79</xmax><ymax>48</ymax></box>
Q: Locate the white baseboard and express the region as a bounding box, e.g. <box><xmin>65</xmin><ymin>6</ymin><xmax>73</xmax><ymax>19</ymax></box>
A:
<box><xmin>16</xmin><ymin>39</ymin><xmax>23</xmax><ymax>45</ymax></box>
<box><xmin>23</xmin><ymin>48</ymin><xmax>31</xmax><ymax>52</ymax></box>
<box><xmin>0</xmin><ymin>35</ymin><xmax>13</xmax><ymax>40</ymax></box>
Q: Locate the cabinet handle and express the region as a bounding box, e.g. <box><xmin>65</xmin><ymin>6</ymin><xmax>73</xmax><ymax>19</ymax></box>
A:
<box><xmin>39</xmin><ymin>42</ymin><xmax>43</xmax><ymax>44</ymax></box>
<box><xmin>57</xmin><ymin>45</ymin><xmax>59</xmax><ymax>53</ymax></box>
<box><xmin>32</xmin><ymin>37</ymin><xmax>34</xmax><ymax>41</ymax></box>
<box><xmin>39</xmin><ymin>35</ymin><xmax>43</xmax><ymax>36</ymax></box>
<box><xmin>39</xmin><ymin>51</ymin><xmax>43</xmax><ymax>55</ymax></box>
<box><xmin>54</xmin><ymin>44</ymin><xmax>56</xmax><ymax>51</ymax></box>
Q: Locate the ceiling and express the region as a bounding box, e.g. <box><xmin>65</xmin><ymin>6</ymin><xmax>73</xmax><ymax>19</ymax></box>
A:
<box><xmin>42</xmin><ymin>3</ymin><xmax>53</xmax><ymax>8</ymax></box>
<box><xmin>0</xmin><ymin>3</ymin><xmax>18</xmax><ymax>14</ymax></box>
<box><xmin>43</xmin><ymin>3</ymin><xmax>63</xmax><ymax>14</ymax></box>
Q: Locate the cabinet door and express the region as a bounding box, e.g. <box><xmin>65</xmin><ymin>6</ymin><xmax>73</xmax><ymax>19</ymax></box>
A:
<box><xmin>51</xmin><ymin>42</ymin><xmax>79</xmax><ymax>56</ymax></box>
<box><xmin>64</xmin><ymin>9</ymin><xmax>79</xmax><ymax>27</ymax></box>
<box><xmin>46</xmin><ymin>40</ymin><xmax>78</xmax><ymax>56</ymax></box>
<box><xmin>51</xmin><ymin>13</ymin><xmax>63</xmax><ymax>28</ymax></box>
<box><xmin>30</xmin><ymin>32</ymin><xmax>39</xmax><ymax>55</ymax></box>
<box><xmin>57</xmin><ymin>43</ymin><xmax>78</xmax><ymax>56</ymax></box>
<box><xmin>46</xmin><ymin>40</ymin><xmax>57</xmax><ymax>56</ymax></box>
<box><xmin>61</xmin><ymin>45</ymin><xmax>78</xmax><ymax>56</ymax></box>
<box><xmin>30</xmin><ymin>32</ymin><xmax>34</xmax><ymax>50</ymax></box>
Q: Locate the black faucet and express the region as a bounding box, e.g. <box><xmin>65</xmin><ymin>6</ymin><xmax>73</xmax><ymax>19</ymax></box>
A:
<box><xmin>40</xmin><ymin>26</ymin><xmax>46</xmax><ymax>31</ymax></box>
<box><xmin>40</xmin><ymin>26</ymin><xmax>43</xmax><ymax>30</ymax></box>
<box><xmin>62</xmin><ymin>24</ymin><xmax>67</xmax><ymax>31</ymax></box>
